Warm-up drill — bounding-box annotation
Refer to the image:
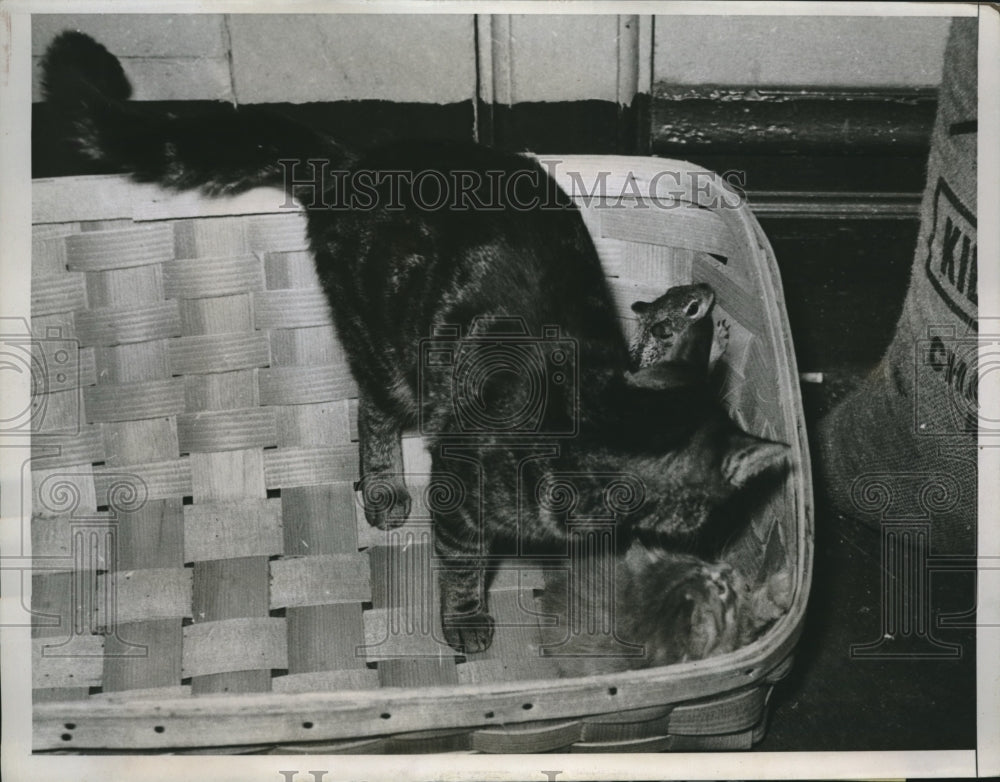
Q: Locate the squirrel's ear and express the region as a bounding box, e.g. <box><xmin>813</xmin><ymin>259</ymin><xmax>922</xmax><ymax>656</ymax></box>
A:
<box><xmin>631</xmin><ymin>300</ymin><xmax>650</xmax><ymax>315</ymax></box>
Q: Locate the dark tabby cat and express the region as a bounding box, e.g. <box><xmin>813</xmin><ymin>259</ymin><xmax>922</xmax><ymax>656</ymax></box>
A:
<box><xmin>42</xmin><ymin>32</ymin><xmax>789</xmax><ymax>654</ymax></box>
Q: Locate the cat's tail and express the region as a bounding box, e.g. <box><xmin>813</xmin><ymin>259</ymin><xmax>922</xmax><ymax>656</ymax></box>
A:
<box><xmin>41</xmin><ymin>31</ymin><xmax>353</xmax><ymax>199</ymax></box>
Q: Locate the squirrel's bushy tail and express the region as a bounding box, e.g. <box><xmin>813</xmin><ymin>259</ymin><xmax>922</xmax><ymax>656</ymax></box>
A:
<box><xmin>41</xmin><ymin>31</ymin><xmax>351</xmax><ymax>197</ymax></box>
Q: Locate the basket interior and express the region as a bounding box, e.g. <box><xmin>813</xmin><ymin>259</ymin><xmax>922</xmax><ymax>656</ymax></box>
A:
<box><xmin>29</xmin><ymin>159</ymin><xmax>808</xmax><ymax>750</ymax></box>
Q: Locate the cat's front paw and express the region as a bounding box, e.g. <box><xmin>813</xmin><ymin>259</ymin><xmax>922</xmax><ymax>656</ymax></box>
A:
<box><xmin>441</xmin><ymin>612</ymin><xmax>495</xmax><ymax>654</ymax></box>
<box><xmin>359</xmin><ymin>473</ymin><xmax>411</xmax><ymax>529</ymax></box>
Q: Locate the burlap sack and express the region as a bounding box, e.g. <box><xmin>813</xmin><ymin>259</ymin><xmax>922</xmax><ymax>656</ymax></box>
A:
<box><xmin>818</xmin><ymin>17</ymin><xmax>978</xmax><ymax>554</ymax></box>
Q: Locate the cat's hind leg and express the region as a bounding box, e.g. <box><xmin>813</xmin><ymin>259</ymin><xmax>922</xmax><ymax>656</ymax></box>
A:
<box><xmin>358</xmin><ymin>393</ymin><xmax>411</xmax><ymax>529</ymax></box>
<box><xmin>430</xmin><ymin>458</ymin><xmax>495</xmax><ymax>654</ymax></box>
<box><xmin>435</xmin><ymin>526</ymin><xmax>495</xmax><ymax>654</ymax></box>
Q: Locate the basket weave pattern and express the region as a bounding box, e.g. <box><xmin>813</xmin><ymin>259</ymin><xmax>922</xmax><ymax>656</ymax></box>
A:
<box><xmin>30</xmin><ymin>158</ymin><xmax>812</xmax><ymax>753</ymax></box>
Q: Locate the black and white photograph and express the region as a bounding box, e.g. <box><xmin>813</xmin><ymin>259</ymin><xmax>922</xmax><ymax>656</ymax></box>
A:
<box><xmin>0</xmin><ymin>2</ymin><xmax>997</xmax><ymax>779</ymax></box>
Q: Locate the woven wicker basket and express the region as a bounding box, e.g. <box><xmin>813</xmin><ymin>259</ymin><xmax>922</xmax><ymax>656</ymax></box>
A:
<box><xmin>30</xmin><ymin>156</ymin><xmax>813</xmax><ymax>754</ymax></box>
